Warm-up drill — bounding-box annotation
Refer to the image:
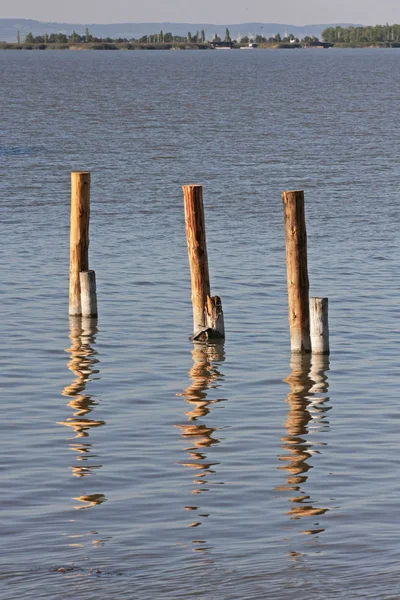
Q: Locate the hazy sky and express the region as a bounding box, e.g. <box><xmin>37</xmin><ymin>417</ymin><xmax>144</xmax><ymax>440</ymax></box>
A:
<box><xmin>2</xmin><ymin>0</ymin><xmax>400</xmax><ymax>25</ymax></box>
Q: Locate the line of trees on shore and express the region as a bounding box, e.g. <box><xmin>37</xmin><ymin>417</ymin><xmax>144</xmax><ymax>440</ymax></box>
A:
<box><xmin>15</xmin><ymin>27</ymin><xmax>310</xmax><ymax>46</ymax></box>
<box><xmin>7</xmin><ymin>24</ymin><xmax>400</xmax><ymax>48</ymax></box>
<box><xmin>322</xmin><ymin>24</ymin><xmax>400</xmax><ymax>44</ymax></box>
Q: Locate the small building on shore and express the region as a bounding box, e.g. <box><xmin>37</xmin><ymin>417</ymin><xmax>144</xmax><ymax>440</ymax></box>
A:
<box><xmin>303</xmin><ymin>40</ymin><xmax>333</xmax><ymax>48</ymax></box>
<box><xmin>210</xmin><ymin>40</ymin><xmax>234</xmax><ymax>49</ymax></box>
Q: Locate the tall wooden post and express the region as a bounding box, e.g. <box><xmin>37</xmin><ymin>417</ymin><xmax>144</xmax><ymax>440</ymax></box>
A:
<box><xmin>310</xmin><ymin>297</ymin><xmax>329</xmax><ymax>355</ymax></box>
<box><xmin>183</xmin><ymin>184</ymin><xmax>224</xmax><ymax>340</ymax></box>
<box><xmin>183</xmin><ymin>185</ymin><xmax>210</xmax><ymax>334</ymax></box>
<box><xmin>282</xmin><ymin>190</ymin><xmax>311</xmax><ymax>353</ymax></box>
<box><xmin>69</xmin><ymin>172</ymin><xmax>90</xmax><ymax>316</ymax></box>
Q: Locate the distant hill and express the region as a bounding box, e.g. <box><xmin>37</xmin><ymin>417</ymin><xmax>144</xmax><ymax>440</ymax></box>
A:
<box><xmin>0</xmin><ymin>18</ymin><xmax>361</xmax><ymax>42</ymax></box>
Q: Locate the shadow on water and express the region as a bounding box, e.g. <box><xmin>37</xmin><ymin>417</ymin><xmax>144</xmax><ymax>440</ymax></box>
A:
<box><xmin>176</xmin><ymin>341</ymin><xmax>226</xmax><ymax>554</ymax></box>
<box><xmin>276</xmin><ymin>354</ymin><xmax>331</xmax><ymax>536</ymax></box>
<box><xmin>58</xmin><ymin>317</ymin><xmax>107</xmax><ymax>511</ymax></box>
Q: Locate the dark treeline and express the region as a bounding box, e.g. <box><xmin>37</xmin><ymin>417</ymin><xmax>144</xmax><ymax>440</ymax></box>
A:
<box><xmin>23</xmin><ymin>27</ymin><xmax>137</xmax><ymax>45</ymax></box>
<box><xmin>322</xmin><ymin>24</ymin><xmax>400</xmax><ymax>44</ymax></box>
<box><xmin>18</xmin><ymin>27</ymin><xmax>305</xmax><ymax>46</ymax></box>
<box><xmin>23</xmin><ymin>27</ymin><xmax>209</xmax><ymax>45</ymax></box>
<box><xmin>13</xmin><ymin>24</ymin><xmax>400</xmax><ymax>48</ymax></box>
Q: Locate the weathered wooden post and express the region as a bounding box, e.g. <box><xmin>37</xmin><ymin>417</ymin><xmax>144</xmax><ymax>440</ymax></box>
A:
<box><xmin>282</xmin><ymin>190</ymin><xmax>311</xmax><ymax>353</ymax></box>
<box><xmin>69</xmin><ymin>172</ymin><xmax>90</xmax><ymax>316</ymax></box>
<box><xmin>310</xmin><ymin>297</ymin><xmax>329</xmax><ymax>355</ymax></box>
<box><xmin>182</xmin><ymin>184</ymin><xmax>224</xmax><ymax>340</ymax></box>
<box><xmin>80</xmin><ymin>270</ymin><xmax>98</xmax><ymax>318</ymax></box>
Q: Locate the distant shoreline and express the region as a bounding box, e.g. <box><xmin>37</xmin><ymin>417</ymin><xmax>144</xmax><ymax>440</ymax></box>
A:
<box><xmin>0</xmin><ymin>42</ymin><xmax>289</xmax><ymax>50</ymax></box>
<box><xmin>2</xmin><ymin>41</ymin><xmax>397</xmax><ymax>51</ymax></box>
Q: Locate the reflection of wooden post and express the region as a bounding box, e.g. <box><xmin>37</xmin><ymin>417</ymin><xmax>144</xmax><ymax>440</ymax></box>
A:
<box><xmin>69</xmin><ymin>172</ymin><xmax>90</xmax><ymax>316</ymax></box>
<box><xmin>310</xmin><ymin>354</ymin><xmax>330</xmax><ymax>393</ymax></box>
<box><xmin>183</xmin><ymin>184</ymin><xmax>224</xmax><ymax>340</ymax></box>
<box><xmin>282</xmin><ymin>190</ymin><xmax>311</xmax><ymax>354</ymax></box>
<box><xmin>280</xmin><ymin>353</ymin><xmax>330</xmax><ymax>522</ymax></box>
<box><xmin>80</xmin><ymin>270</ymin><xmax>98</xmax><ymax>318</ymax></box>
<box><xmin>310</xmin><ymin>297</ymin><xmax>329</xmax><ymax>355</ymax></box>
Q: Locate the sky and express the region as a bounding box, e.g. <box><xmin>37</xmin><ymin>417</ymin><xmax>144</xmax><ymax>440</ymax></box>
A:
<box><xmin>2</xmin><ymin>0</ymin><xmax>400</xmax><ymax>25</ymax></box>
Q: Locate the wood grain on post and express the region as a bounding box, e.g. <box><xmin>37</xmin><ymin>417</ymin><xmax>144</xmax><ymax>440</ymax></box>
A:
<box><xmin>80</xmin><ymin>270</ymin><xmax>98</xmax><ymax>318</ymax></box>
<box><xmin>69</xmin><ymin>172</ymin><xmax>90</xmax><ymax>316</ymax></box>
<box><xmin>282</xmin><ymin>190</ymin><xmax>311</xmax><ymax>354</ymax></box>
<box><xmin>183</xmin><ymin>185</ymin><xmax>211</xmax><ymax>334</ymax></box>
<box><xmin>310</xmin><ymin>297</ymin><xmax>329</xmax><ymax>355</ymax></box>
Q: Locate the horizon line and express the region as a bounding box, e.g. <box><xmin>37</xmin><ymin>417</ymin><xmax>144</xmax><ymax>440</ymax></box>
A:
<box><xmin>1</xmin><ymin>17</ymin><xmax>370</xmax><ymax>27</ymax></box>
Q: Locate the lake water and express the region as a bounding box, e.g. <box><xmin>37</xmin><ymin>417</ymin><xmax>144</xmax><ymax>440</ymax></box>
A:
<box><xmin>1</xmin><ymin>48</ymin><xmax>400</xmax><ymax>599</ymax></box>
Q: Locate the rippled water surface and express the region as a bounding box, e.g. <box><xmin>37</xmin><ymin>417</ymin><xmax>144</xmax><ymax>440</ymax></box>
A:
<box><xmin>1</xmin><ymin>48</ymin><xmax>400</xmax><ymax>599</ymax></box>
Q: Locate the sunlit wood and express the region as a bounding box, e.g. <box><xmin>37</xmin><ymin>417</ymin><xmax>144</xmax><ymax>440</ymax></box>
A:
<box><xmin>183</xmin><ymin>185</ymin><xmax>225</xmax><ymax>339</ymax></box>
<box><xmin>282</xmin><ymin>190</ymin><xmax>311</xmax><ymax>353</ymax></box>
<box><xmin>69</xmin><ymin>172</ymin><xmax>90</xmax><ymax>316</ymax></box>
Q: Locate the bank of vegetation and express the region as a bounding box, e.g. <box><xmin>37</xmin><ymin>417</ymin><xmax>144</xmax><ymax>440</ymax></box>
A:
<box><xmin>0</xmin><ymin>27</ymin><xmax>316</xmax><ymax>50</ymax></box>
<box><xmin>5</xmin><ymin>24</ymin><xmax>400</xmax><ymax>50</ymax></box>
<box><xmin>322</xmin><ymin>24</ymin><xmax>400</xmax><ymax>46</ymax></box>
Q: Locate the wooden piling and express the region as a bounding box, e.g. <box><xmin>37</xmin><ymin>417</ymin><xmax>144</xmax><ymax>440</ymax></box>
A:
<box><xmin>310</xmin><ymin>297</ymin><xmax>329</xmax><ymax>355</ymax></box>
<box><xmin>69</xmin><ymin>172</ymin><xmax>90</xmax><ymax>316</ymax></box>
<box><xmin>183</xmin><ymin>185</ymin><xmax>225</xmax><ymax>340</ymax></box>
<box><xmin>183</xmin><ymin>184</ymin><xmax>210</xmax><ymax>333</ymax></box>
<box><xmin>282</xmin><ymin>190</ymin><xmax>311</xmax><ymax>354</ymax></box>
<box><xmin>80</xmin><ymin>270</ymin><xmax>98</xmax><ymax>318</ymax></box>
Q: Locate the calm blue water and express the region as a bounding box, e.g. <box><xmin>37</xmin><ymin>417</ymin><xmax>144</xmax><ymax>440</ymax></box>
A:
<box><xmin>1</xmin><ymin>48</ymin><xmax>400</xmax><ymax>599</ymax></box>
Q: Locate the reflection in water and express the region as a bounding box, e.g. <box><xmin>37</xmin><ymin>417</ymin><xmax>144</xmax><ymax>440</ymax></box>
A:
<box><xmin>58</xmin><ymin>317</ymin><xmax>106</xmax><ymax>504</ymax></box>
<box><xmin>176</xmin><ymin>342</ymin><xmax>226</xmax><ymax>553</ymax></box>
<box><xmin>73</xmin><ymin>493</ymin><xmax>107</xmax><ymax>510</ymax></box>
<box><xmin>60</xmin><ymin>528</ymin><xmax>111</xmax><ymax>548</ymax></box>
<box><xmin>276</xmin><ymin>354</ymin><xmax>331</xmax><ymax>535</ymax></box>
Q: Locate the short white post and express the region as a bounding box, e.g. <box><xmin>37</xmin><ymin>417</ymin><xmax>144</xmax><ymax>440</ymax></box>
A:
<box><xmin>310</xmin><ymin>297</ymin><xmax>329</xmax><ymax>355</ymax></box>
<box><xmin>80</xmin><ymin>270</ymin><xmax>98</xmax><ymax>318</ymax></box>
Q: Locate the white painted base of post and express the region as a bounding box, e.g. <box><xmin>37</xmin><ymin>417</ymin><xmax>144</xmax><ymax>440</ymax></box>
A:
<box><xmin>80</xmin><ymin>270</ymin><xmax>98</xmax><ymax>318</ymax></box>
<box><xmin>310</xmin><ymin>297</ymin><xmax>329</xmax><ymax>355</ymax></box>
